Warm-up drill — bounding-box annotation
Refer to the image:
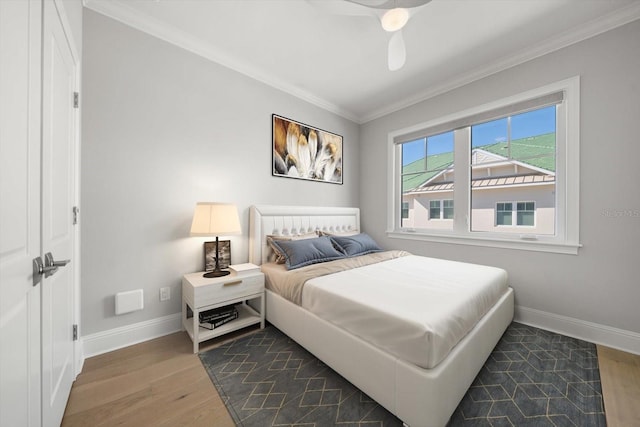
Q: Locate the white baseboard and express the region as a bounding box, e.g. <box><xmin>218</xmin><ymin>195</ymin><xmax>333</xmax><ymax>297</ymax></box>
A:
<box><xmin>515</xmin><ymin>305</ymin><xmax>640</xmax><ymax>355</ymax></box>
<box><xmin>81</xmin><ymin>313</ymin><xmax>182</xmax><ymax>359</ymax></box>
<box><xmin>74</xmin><ymin>340</ymin><xmax>84</xmax><ymax>378</ymax></box>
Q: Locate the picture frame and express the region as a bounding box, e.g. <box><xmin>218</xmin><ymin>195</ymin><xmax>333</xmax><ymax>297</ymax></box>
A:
<box><xmin>272</xmin><ymin>114</ymin><xmax>343</xmax><ymax>184</ymax></box>
<box><xmin>204</xmin><ymin>240</ymin><xmax>231</xmax><ymax>271</ymax></box>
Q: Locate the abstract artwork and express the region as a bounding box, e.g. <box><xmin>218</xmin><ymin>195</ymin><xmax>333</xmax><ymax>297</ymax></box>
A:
<box><xmin>272</xmin><ymin>114</ymin><xmax>343</xmax><ymax>184</ymax></box>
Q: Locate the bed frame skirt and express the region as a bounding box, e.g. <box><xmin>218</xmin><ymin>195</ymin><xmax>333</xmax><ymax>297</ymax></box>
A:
<box><xmin>265</xmin><ymin>287</ymin><xmax>514</xmax><ymax>427</ymax></box>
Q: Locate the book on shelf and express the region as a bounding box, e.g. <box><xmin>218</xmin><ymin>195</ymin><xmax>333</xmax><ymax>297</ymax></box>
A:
<box><xmin>199</xmin><ymin>310</ymin><xmax>238</xmax><ymax>330</ymax></box>
<box><xmin>198</xmin><ymin>304</ymin><xmax>238</xmax><ymax>323</ymax></box>
<box><xmin>229</xmin><ymin>263</ymin><xmax>260</xmax><ymax>275</ymax></box>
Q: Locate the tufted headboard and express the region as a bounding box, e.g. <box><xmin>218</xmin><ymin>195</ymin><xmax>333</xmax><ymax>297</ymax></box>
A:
<box><xmin>249</xmin><ymin>205</ymin><xmax>360</xmax><ymax>265</ymax></box>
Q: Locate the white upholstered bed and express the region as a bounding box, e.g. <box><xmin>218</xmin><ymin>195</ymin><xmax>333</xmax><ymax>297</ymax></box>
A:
<box><xmin>249</xmin><ymin>205</ymin><xmax>514</xmax><ymax>427</ymax></box>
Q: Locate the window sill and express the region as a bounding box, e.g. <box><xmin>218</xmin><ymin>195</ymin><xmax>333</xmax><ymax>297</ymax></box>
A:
<box><xmin>387</xmin><ymin>230</ymin><xmax>581</xmax><ymax>255</ymax></box>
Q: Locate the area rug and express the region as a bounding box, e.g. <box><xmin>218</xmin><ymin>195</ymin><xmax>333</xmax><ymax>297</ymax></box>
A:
<box><xmin>199</xmin><ymin>323</ymin><xmax>605</xmax><ymax>426</ymax></box>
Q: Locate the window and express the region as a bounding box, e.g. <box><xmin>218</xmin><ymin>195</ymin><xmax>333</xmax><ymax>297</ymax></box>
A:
<box><xmin>429</xmin><ymin>200</ymin><xmax>440</xmax><ymax>219</ymax></box>
<box><xmin>496</xmin><ymin>203</ymin><xmax>512</xmax><ymax>226</ymax></box>
<box><xmin>443</xmin><ymin>200</ymin><xmax>454</xmax><ymax>219</ymax></box>
<box><xmin>388</xmin><ymin>77</ymin><xmax>580</xmax><ymax>254</ymax></box>
<box><xmin>496</xmin><ymin>202</ymin><xmax>535</xmax><ymax>226</ymax></box>
<box><xmin>468</xmin><ymin>105</ymin><xmax>555</xmax><ymax>235</ymax></box>
<box><xmin>428</xmin><ymin>199</ymin><xmax>454</xmax><ymax>220</ymax></box>
<box><xmin>402</xmin><ymin>131</ymin><xmax>454</xmax><ymax>230</ymax></box>
<box><xmin>517</xmin><ymin>202</ymin><xmax>535</xmax><ymax>226</ymax></box>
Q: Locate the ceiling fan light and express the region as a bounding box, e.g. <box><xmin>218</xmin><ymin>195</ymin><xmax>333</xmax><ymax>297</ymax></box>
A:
<box><xmin>381</xmin><ymin>7</ymin><xmax>409</xmax><ymax>32</ymax></box>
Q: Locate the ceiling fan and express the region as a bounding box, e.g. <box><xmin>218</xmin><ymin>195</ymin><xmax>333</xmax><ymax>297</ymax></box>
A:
<box><xmin>311</xmin><ymin>0</ymin><xmax>433</xmax><ymax>71</ymax></box>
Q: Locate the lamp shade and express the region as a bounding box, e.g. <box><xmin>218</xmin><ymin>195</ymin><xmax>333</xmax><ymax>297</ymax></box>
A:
<box><xmin>190</xmin><ymin>202</ymin><xmax>241</xmax><ymax>236</ymax></box>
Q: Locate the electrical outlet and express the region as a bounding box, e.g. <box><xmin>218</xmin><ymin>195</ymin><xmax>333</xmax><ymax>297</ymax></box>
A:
<box><xmin>160</xmin><ymin>287</ymin><xmax>170</xmax><ymax>301</ymax></box>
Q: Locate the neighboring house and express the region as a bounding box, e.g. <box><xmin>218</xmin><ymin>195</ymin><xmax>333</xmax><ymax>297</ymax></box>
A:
<box><xmin>402</xmin><ymin>133</ymin><xmax>556</xmax><ymax>235</ymax></box>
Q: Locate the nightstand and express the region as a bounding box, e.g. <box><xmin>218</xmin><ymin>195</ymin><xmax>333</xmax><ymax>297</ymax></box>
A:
<box><xmin>182</xmin><ymin>269</ymin><xmax>265</xmax><ymax>353</ymax></box>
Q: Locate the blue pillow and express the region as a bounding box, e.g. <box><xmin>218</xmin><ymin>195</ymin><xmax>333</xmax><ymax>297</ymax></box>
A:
<box><xmin>270</xmin><ymin>236</ymin><xmax>346</xmax><ymax>270</ymax></box>
<box><xmin>330</xmin><ymin>233</ymin><xmax>382</xmax><ymax>257</ymax></box>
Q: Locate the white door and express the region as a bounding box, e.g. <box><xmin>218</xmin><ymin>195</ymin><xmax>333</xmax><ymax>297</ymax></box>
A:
<box><xmin>0</xmin><ymin>0</ymin><xmax>44</xmax><ymax>425</ymax></box>
<box><xmin>0</xmin><ymin>1</ymin><xmax>43</xmax><ymax>426</ymax></box>
<box><xmin>41</xmin><ymin>1</ymin><xmax>78</xmax><ymax>425</ymax></box>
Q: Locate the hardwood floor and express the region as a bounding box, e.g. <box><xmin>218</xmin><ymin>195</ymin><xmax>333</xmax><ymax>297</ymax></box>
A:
<box><xmin>598</xmin><ymin>345</ymin><xmax>640</xmax><ymax>426</ymax></box>
<box><xmin>63</xmin><ymin>328</ymin><xmax>640</xmax><ymax>427</ymax></box>
<box><xmin>62</xmin><ymin>330</ymin><xmax>243</xmax><ymax>427</ymax></box>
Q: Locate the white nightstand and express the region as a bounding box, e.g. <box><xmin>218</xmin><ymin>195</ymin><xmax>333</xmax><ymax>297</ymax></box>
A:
<box><xmin>182</xmin><ymin>269</ymin><xmax>265</xmax><ymax>353</ymax></box>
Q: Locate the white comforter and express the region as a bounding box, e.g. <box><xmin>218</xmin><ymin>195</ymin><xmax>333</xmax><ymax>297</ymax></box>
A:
<box><xmin>300</xmin><ymin>255</ymin><xmax>508</xmax><ymax>369</ymax></box>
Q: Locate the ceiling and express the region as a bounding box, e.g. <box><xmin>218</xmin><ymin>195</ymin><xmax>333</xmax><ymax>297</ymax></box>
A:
<box><xmin>84</xmin><ymin>0</ymin><xmax>640</xmax><ymax>123</ymax></box>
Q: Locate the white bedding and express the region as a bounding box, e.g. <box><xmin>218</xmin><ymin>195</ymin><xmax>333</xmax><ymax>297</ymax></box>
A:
<box><xmin>298</xmin><ymin>255</ymin><xmax>508</xmax><ymax>369</ymax></box>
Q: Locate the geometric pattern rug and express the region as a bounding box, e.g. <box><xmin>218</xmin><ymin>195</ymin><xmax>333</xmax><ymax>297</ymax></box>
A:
<box><xmin>449</xmin><ymin>323</ymin><xmax>605</xmax><ymax>426</ymax></box>
<box><xmin>199</xmin><ymin>323</ymin><xmax>605</xmax><ymax>426</ymax></box>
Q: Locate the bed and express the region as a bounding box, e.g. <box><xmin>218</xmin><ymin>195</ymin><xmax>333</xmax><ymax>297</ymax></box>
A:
<box><xmin>249</xmin><ymin>205</ymin><xmax>514</xmax><ymax>427</ymax></box>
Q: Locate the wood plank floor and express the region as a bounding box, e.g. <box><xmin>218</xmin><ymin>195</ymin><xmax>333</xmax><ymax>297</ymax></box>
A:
<box><xmin>63</xmin><ymin>328</ymin><xmax>640</xmax><ymax>426</ymax></box>
<box><xmin>598</xmin><ymin>345</ymin><xmax>640</xmax><ymax>426</ymax></box>
<box><xmin>62</xmin><ymin>329</ymin><xmax>247</xmax><ymax>427</ymax></box>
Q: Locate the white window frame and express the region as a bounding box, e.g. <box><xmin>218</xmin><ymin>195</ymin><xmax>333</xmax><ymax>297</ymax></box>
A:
<box><xmin>496</xmin><ymin>202</ymin><xmax>514</xmax><ymax>226</ymax></box>
<box><xmin>515</xmin><ymin>201</ymin><xmax>536</xmax><ymax>227</ymax></box>
<box><xmin>428</xmin><ymin>199</ymin><xmax>454</xmax><ymax>220</ymax></box>
<box><xmin>387</xmin><ymin>77</ymin><xmax>581</xmax><ymax>254</ymax></box>
<box><xmin>429</xmin><ymin>200</ymin><xmax>441</xmax><ymax>220</ymax></box>
<box><xmin>401</xmin><ymin>201</ymin><xmax>409</xmax><ymax>219</ymax></box>
<box><xmin>495</xmin><ymin>201</ymin><xmax>536</xmax><ymax>227</ymax></box>
<box><xmin>443</xmin><ymin>199</ymin><xmax>454</xmax><ymax>220</ymax></box>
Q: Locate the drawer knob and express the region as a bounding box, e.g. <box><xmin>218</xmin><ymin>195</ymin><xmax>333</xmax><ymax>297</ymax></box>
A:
<box><xmin>223</xmin><ymin>280</ymin><xmax>242</xmax><ymax>287</ymax></box>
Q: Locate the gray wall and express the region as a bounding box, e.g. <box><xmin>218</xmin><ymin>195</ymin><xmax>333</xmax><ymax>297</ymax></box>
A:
<box><xmin>360</xmin><ymin>20</ymin><xmax>640</xmax><ymax>335</ymax></box>
<box><xmin>82</xmin><ymin>8</ymin><xmax>639</xmax><ymax>341</ymax></box>
<box><xmin>81</xmin><ymin>10</ymin><xmax>359</xmax><ymax>335</ymax></box>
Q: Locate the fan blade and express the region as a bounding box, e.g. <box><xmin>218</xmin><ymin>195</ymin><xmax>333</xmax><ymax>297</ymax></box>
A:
<box><xmin>346</xmin><ymin>0</ymin><xmax>388</xmax><ymax>7</ymax></box>
<box><xmin>388</xmin><ymin>30</ymin><xmax>406</xmax><ymax>71</ymax></box>
<box><xmin>347</xmin><ymin>0</ymin><xmax>432</xmax><ymax>9</ymax></box>
<box><xmin>308</xmin><ymin>0</ymin><xmax>375</xmax><ymax>17</ymax></box>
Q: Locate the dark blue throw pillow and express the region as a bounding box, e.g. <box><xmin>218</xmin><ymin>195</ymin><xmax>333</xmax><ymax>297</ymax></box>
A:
<box><xmin>329</xmin><ymin>233</ymin><xmax>382</xmax><ymax>257</ymax></box>
<box><xmin>269</xmin><ymin>236</ymin><xmax>346</xmax><ymax>270</ymax></box>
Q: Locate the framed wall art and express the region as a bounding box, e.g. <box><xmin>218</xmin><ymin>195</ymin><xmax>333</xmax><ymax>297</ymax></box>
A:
<box><xmin>272</xmin><ymin>114</ymin><xmax>343</xmax><ymax>184</ymax></box>
<box><xmin>204</xmin><ymin>240</ymin><xmax>231</xmax><ymax>271</ymax></box>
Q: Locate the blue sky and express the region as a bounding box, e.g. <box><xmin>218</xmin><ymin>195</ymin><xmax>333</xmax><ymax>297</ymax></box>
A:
<box><xmin>402</xmin><ymin>106</ymin><xmax>556</xmax><ymax>166</ymax></box>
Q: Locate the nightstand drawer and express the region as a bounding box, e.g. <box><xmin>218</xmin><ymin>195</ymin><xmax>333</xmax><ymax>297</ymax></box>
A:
<box><xmin>182</xmin><ymin>272</ymin><xmax>264</xmax><ymax>309</ymax></box>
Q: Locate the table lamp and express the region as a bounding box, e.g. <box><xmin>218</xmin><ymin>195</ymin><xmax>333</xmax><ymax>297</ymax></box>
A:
<box><xmin>190</xmin><ymin>202</ymin><xmax>241</xmax><ymax>277</ymax></box>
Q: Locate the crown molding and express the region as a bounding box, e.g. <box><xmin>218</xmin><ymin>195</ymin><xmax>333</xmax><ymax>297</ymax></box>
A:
<box><xmin>83</xmin><ymin>0</ymin><xmax>360</xmax><ymax>123</ymax></box>
<box><xmin>359</xmin><ymin>2</ymin><xmax>640</xmax><ymax>123</ymax></box>
<box><xmin>84</xmin><ymin>0</ymin><xmax>640</xmax><ymax>125</ymax></box>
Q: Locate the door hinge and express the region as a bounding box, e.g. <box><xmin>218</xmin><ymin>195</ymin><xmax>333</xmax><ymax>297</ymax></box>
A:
<box><xmin>72</xmin><ymin>206</ymin><xmax>79</xmax><ymax>225</ymax></box>
<box><xmin>73</xmin><ymin>324</ymin><xmax>78</xmax><ymax>341</ymax></box>
<box><xmin>73</xmin><ymin>92</ymin><xmax>79</xmax><ymax>109</ymax></box>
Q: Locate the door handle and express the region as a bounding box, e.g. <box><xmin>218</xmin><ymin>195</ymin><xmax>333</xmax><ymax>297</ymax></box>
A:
<box><xmin>33</xmin><ymin>256</ymin><xmax>59</xmax><ymax>285</ymax></box>
<box><xmin>45</xmin><ymin>252</ymin><xmax>71</xmax><ymax>268</ymax></box>
<box><xmin>31</xmin><ymin>252</ymin><xmax>72</xmax><ymax>285</ymax></box>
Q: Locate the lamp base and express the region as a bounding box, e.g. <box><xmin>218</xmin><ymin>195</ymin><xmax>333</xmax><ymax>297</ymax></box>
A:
<box><xmin>203</xmin><ymin>269</ymin><xmax>230</xmax><ymax>278</ymax></box>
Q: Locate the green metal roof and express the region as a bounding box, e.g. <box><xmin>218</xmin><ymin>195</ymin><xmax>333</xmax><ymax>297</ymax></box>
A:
<box><xmin>480</xmin><ymin>133</ymin><xmax>556</xmax><ymax>172</ymax></box>
<box><xmin>402</xmin><ymin>151</ymin><xmax>453</xmax><ymax>192</ymax></box>
<box><xmin>402</xmin><ymin>133</ymin><xmax>555</xmax><ymax>192</ymax></box>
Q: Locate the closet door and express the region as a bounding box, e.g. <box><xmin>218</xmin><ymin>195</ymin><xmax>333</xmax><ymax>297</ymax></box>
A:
<box><xmin>0</xmin><ymin>1</ymin><xmax>43</xmax><ymax>426</ymax></box>
<box><xmin>41</xmin><ymin>1</ymin><xmax>78</xmax><ymax>425</ymax></box>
